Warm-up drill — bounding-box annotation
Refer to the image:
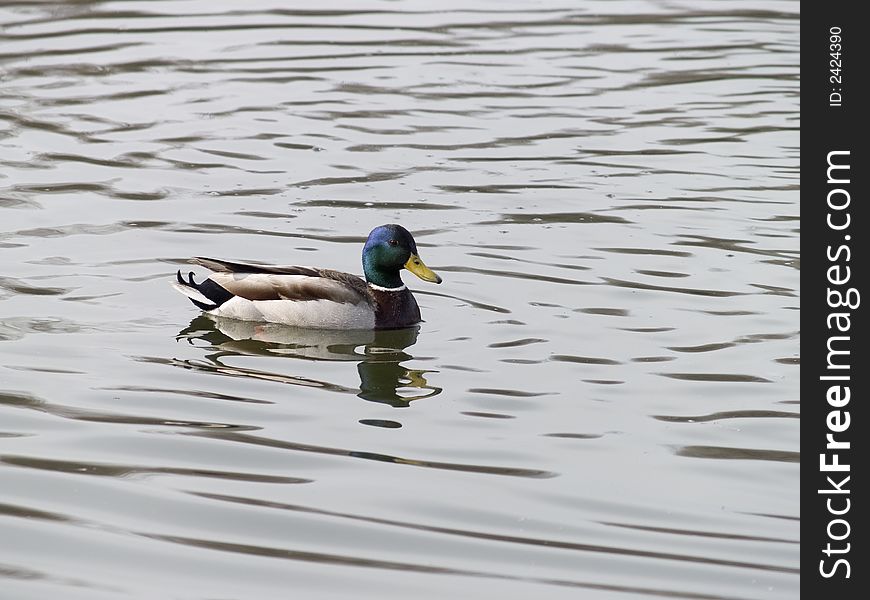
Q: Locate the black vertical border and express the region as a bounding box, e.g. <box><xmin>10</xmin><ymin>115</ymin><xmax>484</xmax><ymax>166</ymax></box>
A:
<box><xmin>803</xmin><ymin>3</ymin><xmax>866</xmax><ymax>597</ymax></box>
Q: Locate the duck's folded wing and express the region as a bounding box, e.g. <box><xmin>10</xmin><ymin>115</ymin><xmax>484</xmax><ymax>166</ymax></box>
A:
<box><xmin>193</xmin><ymin>257</ymin><xmax>322</xmax><ymax>277</ymax></box>
<box><xmin>209</xmin><ymin>272</ymin><xmax>366</xmax><ymax>305</ymax></box>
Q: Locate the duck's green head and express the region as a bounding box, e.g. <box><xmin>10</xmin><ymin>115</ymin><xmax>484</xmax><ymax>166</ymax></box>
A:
<box><xmin>362</xmin><ymin>224</ymin><xmax>442</xmax><ymax>289</ymax></box>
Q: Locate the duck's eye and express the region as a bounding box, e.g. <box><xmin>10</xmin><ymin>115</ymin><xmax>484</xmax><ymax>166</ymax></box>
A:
<box><xmin>388</xmin><ymin>239</ymin><xmax>399</xmax><ymax>246</ymax></box>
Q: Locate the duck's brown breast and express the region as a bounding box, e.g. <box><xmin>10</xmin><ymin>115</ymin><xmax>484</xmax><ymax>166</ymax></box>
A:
<box><xmin>369</xmin><ymin>287</ymin><xmax>422</xmax><ymax>329</ymax></box>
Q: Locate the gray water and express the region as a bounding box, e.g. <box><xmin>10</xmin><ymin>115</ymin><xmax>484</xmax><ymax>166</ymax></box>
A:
<box><xmin>1</xmin><ymin>2</ymin><xmax>799</xmax><ymax>599</ymax></box>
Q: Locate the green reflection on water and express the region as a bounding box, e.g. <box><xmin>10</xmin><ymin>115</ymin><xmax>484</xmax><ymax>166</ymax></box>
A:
<box><xmin>177</xmin><ymin>315</ymin><xmax>440</xmax><ymax>407</ymax></box>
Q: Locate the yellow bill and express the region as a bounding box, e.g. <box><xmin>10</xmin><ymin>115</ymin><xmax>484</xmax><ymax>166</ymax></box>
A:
<box><xmin>405</xmin><ymin>254</ymin><xmax>442</xmax><ymax>284</ymax></box>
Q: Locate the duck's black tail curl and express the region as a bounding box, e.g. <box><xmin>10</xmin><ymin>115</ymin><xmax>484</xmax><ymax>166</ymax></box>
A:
<box><xmin>174</xmin><ymin>270</ymin><xmax>234</xmax><ymax>311</ymax></box>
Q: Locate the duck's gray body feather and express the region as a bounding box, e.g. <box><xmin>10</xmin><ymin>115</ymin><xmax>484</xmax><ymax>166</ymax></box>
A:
<box><xmin>173</xmin><ymin>257</ymin><xmax>422</xmax><ymax>330</ymax></box>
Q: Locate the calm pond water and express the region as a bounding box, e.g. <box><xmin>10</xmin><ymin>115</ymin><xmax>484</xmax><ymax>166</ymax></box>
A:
<box><xmin>1</xmin><ymin>1</ymin><xmax>799</xmax><ymax>599</ymax></box>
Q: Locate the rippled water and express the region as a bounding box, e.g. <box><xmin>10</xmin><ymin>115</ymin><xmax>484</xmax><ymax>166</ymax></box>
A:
<box><xmin>1</xmin><ymin>2</ymin><xmax>799</xmax><ymax>599</ymax></box>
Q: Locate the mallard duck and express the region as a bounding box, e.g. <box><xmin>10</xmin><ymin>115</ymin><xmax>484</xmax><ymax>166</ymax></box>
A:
<box><xmin>172</xmin><ymin>224</ymin><xmax>442</xmax><ymax>330</ymax></box>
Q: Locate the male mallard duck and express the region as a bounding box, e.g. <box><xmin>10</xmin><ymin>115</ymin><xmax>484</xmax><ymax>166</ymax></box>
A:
<box><xmin>172</xmin><ymin>224</ymin><xmax>441</xmax><ymax>330</ymax></box>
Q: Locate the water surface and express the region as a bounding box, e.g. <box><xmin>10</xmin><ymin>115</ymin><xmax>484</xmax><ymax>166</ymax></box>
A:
<box><xmin>1</xmin><ymin>2</ymin><xmax>799</xmax><ymax>599</ymax></box>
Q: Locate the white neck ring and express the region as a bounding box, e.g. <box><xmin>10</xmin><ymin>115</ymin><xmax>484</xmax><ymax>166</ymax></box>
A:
<box><xmin>368</xmin><ymin>283</ymin><xmax>406</xmax><ymax>292</ymax></box>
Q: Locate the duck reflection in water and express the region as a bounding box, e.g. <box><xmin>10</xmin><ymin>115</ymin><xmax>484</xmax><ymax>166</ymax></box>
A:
<box><xmin>176</xmin><ymin>315</ymin><xmax>441</xmax><ymax>407</ymax></box>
